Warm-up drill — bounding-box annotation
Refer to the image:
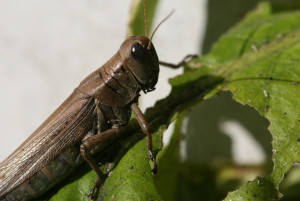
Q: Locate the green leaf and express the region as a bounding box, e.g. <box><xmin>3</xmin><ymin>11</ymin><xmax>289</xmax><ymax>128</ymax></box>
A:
<box><xmin>189</xmin><ymin>1</ymin><xmax>300</xmax><ymax>199</ymax></box>
<box><xmin>224</xmin><ymin>177</ymin><xmax>280</xmax><ymax>201</ymax></box>
<box><xmin>98</xmin><ymin>134</ymin><xmax>162</xmax><ymax>201</ymax></box>
<box><xmin>224</xmin><ymin>31</ymin><xmax>300</xmax><ymax>185</ymax></box>
<box><xmin>49</xmin><ymin>168</ymin><xmax>98</xmax><ymax>201</ymax></box>
<box><xmin>153</xmin><ymin>112</ymin><xmax>185</xmax><ymax>201</ymax></box>
<box><xmin>203</xmin><ymin>1</ymin><xmax>300</xmax><ymax>64</ymax></box>
<box><xmin>210</xmin><ymin>2</ymin><xmax>300</xmax><ymax>186</ymax></box>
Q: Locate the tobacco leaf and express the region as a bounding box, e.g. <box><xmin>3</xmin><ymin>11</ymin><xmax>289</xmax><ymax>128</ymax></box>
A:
<box><xmin>97</xmin><ymin>133</ymin><xmax>163</xmax><ymax>201</ymax></box>
<box><xmin>209</xmin><ymin>2</ymin><xmax>300</xmax><ymax>199</ymax></box>
<box><xmin>153</xmin><ymin>112</ymin><xmax>184</xmax><ymax>201</ymax></box>
<box><xmin>224</xmin><ymin>177</ymin><xmax>279</xmax><ymax>201</ymax></box>
<box><xmin>178</xmin><ymin>1</ymin><xmax>300</xmax><ymax>200</ymax></box>
<box><xmin>46</xmin><ymin>1</ymin><xmax>300</xmax><ymax>201</ymax></box>
<box><xmin>154</xmin><ymin>1</ymin><xmax>300</xmax><ymax>200</ymax></box>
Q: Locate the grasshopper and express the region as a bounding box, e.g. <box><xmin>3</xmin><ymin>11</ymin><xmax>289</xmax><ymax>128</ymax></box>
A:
<box><xmin>0</xmin><ymin>1</ymin><xmax>193</xmax><ymax>200</ymax></box>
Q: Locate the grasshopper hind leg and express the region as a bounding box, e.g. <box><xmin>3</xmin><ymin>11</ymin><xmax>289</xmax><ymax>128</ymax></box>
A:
<box><xmin>80</xmin><ymin>127</ymin><xmax>121</xmax><ymax>200</ymax></box>
<box><xmin>80</xmin><ymin>144</ymin><xmax>102</xmax><ymax>200</ymax></box>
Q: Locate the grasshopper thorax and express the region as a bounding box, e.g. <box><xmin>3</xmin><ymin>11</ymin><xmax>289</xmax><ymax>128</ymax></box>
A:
<box><xmin>119</xmin><ymin>35</ymin><xmax>159</xmax><ymax>93</ymax></box>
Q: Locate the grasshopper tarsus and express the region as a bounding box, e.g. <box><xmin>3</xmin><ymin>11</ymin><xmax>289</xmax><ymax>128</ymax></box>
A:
<box><xmin>151</xmin><ymin>158</ymin><xmax>158</xmax><ymax>174</ymax></box>
<box><xmin>147</xmin><ymin>148</ymin><xmax>158</xmax><ymax>174</ymax></box>
<box><xmin>88</xmin><ymin>177</ymin><xmax>101</xmax><ymax>200</ymax></box>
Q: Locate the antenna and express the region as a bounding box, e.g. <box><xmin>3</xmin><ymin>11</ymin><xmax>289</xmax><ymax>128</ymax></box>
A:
<box><xmin>148</xmin><ymin>10</ymin><xmax>174</xmax><ymax>49</ymax></box>
<box><xmin>143</xmin><ymin>0</ymin><xmax>148</xmax><ymax>37</ymax></box>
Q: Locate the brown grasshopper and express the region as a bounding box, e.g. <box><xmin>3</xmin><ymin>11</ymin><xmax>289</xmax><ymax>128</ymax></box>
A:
<box><xmin>0</xmin><ymin>1</ymin><xmax>193</xmax><ymax>200</ymax></box>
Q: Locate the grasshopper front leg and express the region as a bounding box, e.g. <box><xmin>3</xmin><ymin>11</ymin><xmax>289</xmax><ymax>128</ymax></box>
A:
<box><xmin>131</xmin><ymin>103</ymin><xmax>158</xmax><ymax>174</ymax></box>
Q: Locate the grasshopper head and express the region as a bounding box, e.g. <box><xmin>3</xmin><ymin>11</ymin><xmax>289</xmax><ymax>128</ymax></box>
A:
<box><xmin>119</xmin><ymin>35</ymin><xmax>159</xmax><ymax>93</ymax></box>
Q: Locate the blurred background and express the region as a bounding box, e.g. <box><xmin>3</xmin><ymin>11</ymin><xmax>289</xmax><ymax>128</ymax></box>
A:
<box><xmin>1</xmin><ymin>0</ymin><xmax>294</xmax><ymax>200</ymax></box>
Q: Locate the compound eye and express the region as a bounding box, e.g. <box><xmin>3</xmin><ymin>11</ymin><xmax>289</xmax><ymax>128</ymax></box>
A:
<box><xmin>131</xmin><ymin>42</ymin><xmax>146</xmax><ymax>62</ymax></box>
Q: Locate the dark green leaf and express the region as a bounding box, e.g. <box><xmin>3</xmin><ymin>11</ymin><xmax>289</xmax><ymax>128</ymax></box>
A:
<box><xmin>225</xmin><ymin>177</ymin><xmax>280</xmax><ymax>201</ymax></box>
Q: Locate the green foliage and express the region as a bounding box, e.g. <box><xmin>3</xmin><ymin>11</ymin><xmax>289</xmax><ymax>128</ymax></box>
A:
<box><xmin>225</xmin><ymin>177</ymin><xmax>279</xmax><ymax>201</ymax></box>
<box><xmin>42</xmin><ymin>1</ymin><xmax>300</xmax><ymax>200</ymax></box>
<box><xmin>98</xmin><ymin>136</ymin><xmax>162</xmax><ymax>201</ymax></box>
<box><xmin>207</xmin><ymin>0</ymin><xmax>300</xmax><ymax>189</ymax></box>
